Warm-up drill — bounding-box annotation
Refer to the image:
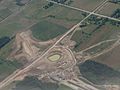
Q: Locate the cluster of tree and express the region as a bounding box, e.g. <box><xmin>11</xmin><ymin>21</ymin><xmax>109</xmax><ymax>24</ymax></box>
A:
<box><xmin>65</xmin><ymin>0</ymin><xmax>73</xmax><ymax>5</ymax></box>
<box><xmin>43</xmin><ymin>0</ymin><xmax>73</xmax><ymax>10</ymax></box>
<box><xmin>16</xmin><ymin>0</ymin><xmax>25</xmax><ymax>6</ymax></box>
<box><xmin>51</xmin><ymin>0</ymin><xmax>67</xmax><ymax>4</ymax></box>
<box><xmin>43</xmin><ymin>2</ymin><xmax>54</xmax><ymax>9</ymax></box>
<box><xmin>0</xmin><ymin>37</ymin><xmax>10</xmax><ymax>49</ymax></box>
<box><xmin>109</xmin><ymin>0</ymin><xmax>120</xmax><ymax>4</ymax></box>
<box><xmin>112</xmin><ymin>9</ymin><xmax>120</xmax><ymax>18</ymax></box>
<box><xmin>52</xmin><ymin>0</ymin><xmax>73</xmax><ymax>5</ymax></box>
<box><xmin>109</xmin><ymin>8</ymin><xmax>120</xmax><ymax>26</ymax></box>
<box><xmin>85</xmin><ymin>8</ymin><xmax>120</xmax><ymax>28</ymax></box>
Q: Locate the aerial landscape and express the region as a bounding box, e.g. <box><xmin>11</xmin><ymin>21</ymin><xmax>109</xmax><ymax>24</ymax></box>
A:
<box><xmin>0</xmin><ymin>0</ymin><xmax>120</xmax><ymax>90</ymax></box>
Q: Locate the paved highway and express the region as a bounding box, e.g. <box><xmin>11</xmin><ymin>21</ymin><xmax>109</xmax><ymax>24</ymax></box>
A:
<box><xmin>0</xmin><ymin>0</ymin><xmax>110</xmax><ymax>89</ymax></box>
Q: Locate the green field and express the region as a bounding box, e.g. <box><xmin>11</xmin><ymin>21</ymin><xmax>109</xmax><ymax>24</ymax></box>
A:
<box><xmin>79</xmin><ymin>60</ymin><xmax>120</xmax><ymax>85</ymax></box>
<box><xmin>0</xmin><ymin>58</ymin><xmax>22</xmax><ymax>81</ymax></box>
<box><xmin>0</xmin><ymin>0</ymin><xmax>46</xmax><ymax>38</ymax></box>
<box><xmin>0</xmin><ymin>8</ymin><xmax>12</xmax><ymax>20</ymax></box>
<box><xmin>0</xmin><ymin>0</ymin><xmax>86</xmax><ymax>81</ymax></box>
<box><xmin>0</xmin><ymin>0</ymin><xmax>26</xmax><ymax>21</ymax></box>
<box><xmin>71</xmin><ymin>19</ymin><xmax>120</xmax><ymax>52</ymax></box>
<box><xmin>0</xmin><ymin>0</ymin><xmax>23</xmax><ymax>12</ymax></box>
<box><xmin>2</xmin><ymin>76</ymin><xmax>73</xmax><ymax>90</ymax></box>
<box><xmin>31</xmin><ymin>21</ymin><xmax>68</xmax><ymax>41</ymax></box>
<box><xmin>0</xmin><ymin>39</ymin><xmax>22</xmax><ymax>81</ymax></box>
<box><xmin>0</xmin><ymin>0</ymin><xmax>86</xmax><ymax>83</ymax></box>
<box><xmin>0</xmin><ymin>0</ymin><xmax>86</xmax><ymax>38</ymax></box>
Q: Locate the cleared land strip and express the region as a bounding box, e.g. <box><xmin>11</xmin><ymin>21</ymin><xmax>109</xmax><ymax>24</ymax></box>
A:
<box><xmin>47</xmin><ymin>0</ymin><xmax>120</xmax><ymax>22</ymax></box>
<box><xmin>84</xmin><ymin>39</ymin><xmax>120</xmax><ymax>61</ymax></box>
<box><xmin>0</xmin><ymin>0</ymin><xmax>109</xmax><ymax>89</ymax></box>
<box><xmin>80</xmin><ymin>39</ymin><xmax>117</xmax><ymax>53</ymax></box>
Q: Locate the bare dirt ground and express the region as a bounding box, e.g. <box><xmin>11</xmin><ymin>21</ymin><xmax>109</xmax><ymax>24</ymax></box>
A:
<box><xmin>10</xmin><ymin>30</ymin><xmax>58</xmax><ymax>62</ymax></box>
<box><xmin>14</xmin><ymin>45</ymin><xmax>77</xmax><ymax>82</ymax></box>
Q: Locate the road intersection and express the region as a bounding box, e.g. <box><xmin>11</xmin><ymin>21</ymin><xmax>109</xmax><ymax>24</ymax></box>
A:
<box><xmin>47</xmin><ymin>0</ymin><xmax>120</xmax><ymax>22</ymax></box>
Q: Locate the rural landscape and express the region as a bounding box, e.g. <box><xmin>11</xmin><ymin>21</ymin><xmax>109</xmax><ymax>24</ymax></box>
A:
<box><xmin>0</xmin><ymin>0</ymin><xmax>120</xmax><ymax>90</ymax></box>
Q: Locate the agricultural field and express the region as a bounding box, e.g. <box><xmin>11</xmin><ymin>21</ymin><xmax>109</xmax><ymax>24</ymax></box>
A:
<box><xmin>0</xmin><ymin>0</ymin><xmax>30</xmax><ymax>12</ymax></box>
<box><xmin>0</xmin><ymin>0</ymin><xmax>46</xmax><ymax>38</ymax></box>
<box><xmin>79</xmin><ymin>60</ymin><xmax>120</xmax><ymax>85</ymax></box>
<box><xmin>0</xmin><ymin>0</ymin><xmax>87</xmax><ymax>39</ymax></box>
<box><xmin>2</xmin><ymin>76</ymin><xmax>73</xmax><ymax>90</ymax></box>
<box><xmin>0</xmin><ymin>39</ymin><xmax>22</xmax><ymax>81</ymax></box>
<box><xmin>60</xmin><ymin>0</ymin><xmax>105</xmax><ymax>11</ymax></box>
<box><xmin>83</xmin><ymin>39</ymin><xmax>117</xmax><ymax>56</ymax></box>
<box><xmin>0</xmin><ymin>0</ymin><xmax>86</xmax><ymax>84</ymax></box>
<box><xmin>97</xmin><ymin>2</ymin><xmax>120</xmax><ymax>18</ymax></box>
<box><xmin>93</xmin><ymin>45</ymin><xmax>120</xmax><ymax>71</ymax></box>
<box><xmin>0</xmin><ymin>0</ymin><xmax>28</xmax><ymax>22</ymax></box>
<box><xmin>0</xmin><ymin>39</ymin><xmax>14</xmax><ymax>59</ymax></box>
<box><xmin>0</xmin><ymin>58</ymin><xmax>22</xmax><ymax>81</ymax></box>
<box><xmin>31</xmin><ymin>21</ymin><xmax>68</xmax><ymax>41</ymax></box>
<box><xmin>71</xmin><ymin>16</ymin><xmax>120</xmax><ymax>52</ymax></box>
<box><xmin>0</xmin><ymin>0</ymin><xmax>120</xmax><ymax>90</ymax></box>
<box><xmin>0</xmin><ymin>8</ymin><xmax>12</xmax><ymax>21</ymax></box>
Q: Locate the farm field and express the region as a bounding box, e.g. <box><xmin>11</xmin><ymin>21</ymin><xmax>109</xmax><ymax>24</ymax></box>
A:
<box><xmin>97</xmin><ymin>2</ymin><xmax>120</xmax><ymax>18</ymax></box>
<box><xmin>71</xmin><ymin>18</ymin><xmax>120</xmax><ymax>52</ymax></box>
<box><xmin>2</xmin><ymin>77</ymin><xmax>73</xmax><ymax>90</ymax></box>
<box><xmin>0</xmin><ymin>0</ymin><xmax>86</xmax><ymax>83</ymax></box>
<box><xmin>0</xmin><ymin>0</ymin><xmax>49</xmax><ymax>38</ymax></box>
<box><xmin>31</xmin><ymin>20</ymin><xmax>68</xmax><ymax>41</ymax></box>
<box><xmin>0</xmin><ymin>0</ymin><xmax>120</xmax><ymax>89</ymax></box>
<box><xmin>83</xmin><ymin>39</ymin><xmax>117</xmax><ymax>56</ymax></box>
<box><xmin>93</xmin><ymin>45</ymin><xmax>120</xmax><ymax>71</ymax></box>
<box><xmin>62</xmin><ymin>0</ymin><xmax>104</xmax><ymax>11</ymax></box>
<box><xmin>0</xmin><ymin>58</ymin><xmax>22</xmax><ymax>81</ymax></box>
<box><xmin>0</xmin><ymin>0</ymin><xmax>22</xmax><ymax>12</ymax></box>
<box><xmin>0</xmin><ymin>0</ymin><xmax>42</xmax><ymax>82</ymax></box>
<box><xmin>0</xmin><ymin>0</ymin><xmax>29</xmax><ymax>22</ymax></box>
<box><xmin>0</xmin><ymin>39</ymin><xmax>22</xmax><ymax>81</ymax></box>
<box><xmin>79</xmin><ymin>60</ymin><xmax>120</xmax><ymax>85</ymax></box>
<box><xmin>0</xmin><ymin>0</ymin><xmax>87</xmax><ymax>39</ymax></box>
<box><xmin>0</xmin><ymin>8</ymin><xmax>12</xmax><ymax>21</ymax></box>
